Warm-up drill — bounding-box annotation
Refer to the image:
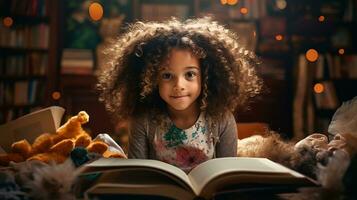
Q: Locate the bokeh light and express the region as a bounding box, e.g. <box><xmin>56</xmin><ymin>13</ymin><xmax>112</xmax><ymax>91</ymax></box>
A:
<box><xmin>89</xmin><ymin>2</ymin><xmax>103</xmax><ymax>21</ymax></box>
<box><xmin>338</xmin><ymin>48</ymin><xmax>345</xmax><ymax>55</ymax></box>
<box><xmin>314</xmin><ymin>83</ymin><xmax>324</xmax><ymax>94</ymax></box>
<box><xmin>318</xmin><ymin>15</ymin><xmax>325</xmax><ymax>22</ymax></box>
<box><xmin>227</xmin><ymin>0</ymin><xmax>238</xmax><ymax>6</ymax></box>
<box><xmin>220</xmin><ymin>0</ymin><xmax>228</xmax><ymax>5</ymax></box>
<box><xmin>275</xmin><ymin>34</ymin><xmax>283</xmax><ymax>41</ymax></box>
<box><xmin>52</xmin><ymin>91</ymin><xmax>61</xmax><ymax>100</ymax></box>
<box><xmin>3</xmin><ymin>17</ymin><xmax>13</xmax><ymax>27</ymax></box>
<box><xmin>240</xmin><ymin>7</ymin><xmax>248</xmax><ymax>15</ymax></box>
<box><xmin>276</xmin><ymin>0</ymin><xmax>287</xmax><ymax>10</ymax></box>
<box><xmin>306</xmin><ymin>49</ymin><xmax>319</xmax><ymax>62</ymax></box>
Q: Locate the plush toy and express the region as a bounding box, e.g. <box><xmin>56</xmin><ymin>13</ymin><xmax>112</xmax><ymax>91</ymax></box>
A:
<box><xmin>238</xmin><ymin>97</ymin><xmax>357</xmax><ymax>198</ymax></box>
<box><xmin>237</xmin><ymin>132</ymin><xmax>318</xmax><ymax>178</ymax></box>
<box><xmin>0</xmin><ymin>111</ymin><xmax>126</xmax><ymax>166</ymax></box>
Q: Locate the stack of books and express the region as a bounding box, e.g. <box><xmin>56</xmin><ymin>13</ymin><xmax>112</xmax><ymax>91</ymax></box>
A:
<box><xmin>61</xmin><ymin>49</ymin><xmax>94</xmax><ymax>75</ymax></box>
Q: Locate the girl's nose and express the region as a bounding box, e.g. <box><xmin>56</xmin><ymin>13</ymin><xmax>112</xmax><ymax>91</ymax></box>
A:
<box><xmin>173</xmin><ymin>77</ymin><xmax>185</xmax><ymax>91</ymax></box>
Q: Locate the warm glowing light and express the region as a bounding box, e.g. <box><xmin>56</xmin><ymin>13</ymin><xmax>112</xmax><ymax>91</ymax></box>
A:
<box><xmin>220</xmin><ymin>0</ymin><xmax>228</xmax><ymax>5</ymax></box>
<box><xmin>240</xmin><ymin>7</ymin><xmax>248</xmax><ymax>15</ymax></box>
<box><xmin>120</xmin><ymin>135</ymin><xmax>129</xmax><ymax>143</ymax></box>
<box><xmin>306</xmin><ymin>49</ymin><xmax>319</xmax><ymax>62</ymax></box>
<box><xmin>227</xmin><ymin>0</ymin><xmax>238</xmax><ymax>5</ymax></box>
<box><xmin>253</xmin><ymin>31</ymin><xmax>256</xmax><ymax>37</ymax></box>
<box><xmin>314</xmin><ymin>83</ymin><xmax>324</xmax><ymax>94</ymax></box>
<box><xmin>338</xmin><ymin>48</ymin><xmax>345</xmax><ymax>55</ymax></box>
<box><xmin>276</xmin><ymin>0</ymin><xmax>287</xmax><ymax>10</ymax></box>
<box><xmin>52</xmin><ymin>91</ymin><xmax>61</xmax><ymax>100</ymax></box>
<box><xmin>89</xmin><ymin>2</ymin><xmax>103</xmax><ymax>21</ymax></box>
<box><xmin>3</xmin><ymin>17</ymin><xmax>13</xmax><ymax>27</ymax></box>
<box><xmin>318</xmin><ymin>15</ymin><xmax>325</xmax><ymax>22</ymax></box>
<box><xmin>275</xmin><ymin>34</ymin><xmax>283</xmax><ymax>41</ymax></box>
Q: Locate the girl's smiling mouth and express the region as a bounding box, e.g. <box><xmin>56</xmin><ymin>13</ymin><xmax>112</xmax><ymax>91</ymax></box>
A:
<box><xmin>171</xmin><ymin>95</ymin><xmax>189</xmax><ymax>99</ymax></box>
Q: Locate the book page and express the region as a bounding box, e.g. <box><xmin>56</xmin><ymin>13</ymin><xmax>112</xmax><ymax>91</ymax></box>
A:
<box><xmin>84</xmin><ymin>169</ymin><xmax>195</xmax><ymax>200</ymax></box>
<box><xmin>188</xmin><ymin>157</ymin><xmax>308</xmax><ymax>195</ymax></box>
<box><xmin>0</xmin><ymin>106</ymin><xmax>65</xmax><ymax>153</ymax></box>
<box><xmin>82</xmin><ymin>158</ymin><xmax>194</xmax><ymax>192</ymax></box>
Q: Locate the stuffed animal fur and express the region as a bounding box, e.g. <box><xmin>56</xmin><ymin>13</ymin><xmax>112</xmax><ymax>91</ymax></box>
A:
<box><xmin>0</xmin><ymin>111</ymin><xmax>126</xmax><ymax>166</ymax></box>
<box><xmin>237</xmin><ymin>132</ymin><xmax>318</xmax><ymax>178</ymax></box>
<box><xmin>9</xmin><ymin>159</ymin><xmax>81</xmax><ymax>200</ymax></box>
<box><xmin>237</xmin><ymin>97</ymin><xmax>357</xmax><ymax>198</ymax></box>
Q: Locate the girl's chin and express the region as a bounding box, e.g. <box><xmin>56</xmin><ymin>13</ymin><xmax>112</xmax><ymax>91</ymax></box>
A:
<box><xmin>169</xmin><ymin>105</ymin><xmax>190</xmax><ymax>111</ymax></box>
<box><xmin>167</xmin><ymin>103</ymin><xmax>193</xmax><ymax>111</ymax></box>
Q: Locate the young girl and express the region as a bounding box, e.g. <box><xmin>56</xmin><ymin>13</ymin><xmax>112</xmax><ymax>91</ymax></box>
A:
<box><xmin>97</xmin><ymin>17</ymin><xmax>262</xmax><ymax>172</ymax></box>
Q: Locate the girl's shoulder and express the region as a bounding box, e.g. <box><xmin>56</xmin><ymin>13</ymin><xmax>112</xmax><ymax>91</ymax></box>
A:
<box><xmin>206</xmin><ymin>111</ymin><xmax>235</xmax><ymax>126</ymax></box>
<box><xmin>130</xmin><ymin>112</ymin><xmax>169</xmax><ymax>129</ymax></box>
<box><xmin>130</xmin><ymin>113</ymin><xmax>150</xmax><ymax>126</ymax></box>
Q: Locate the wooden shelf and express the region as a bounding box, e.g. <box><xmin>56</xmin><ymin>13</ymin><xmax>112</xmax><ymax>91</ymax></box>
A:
<box><xmin>0</xmin><ymin>47</ymin><xmax>48</xmax><ymax>53</ymax></box>
<box><xmin>256</xmin><ymin>51</ymin><xmax>292</xmax><ymax>58</ymax></box>
<box><xmin>0</xmin><ymin>0</ymin><xmax>60</xmax><ymax>124</ymax></box>
<box><xmin>60</xmin><ymin>74</ymin><xmax>97</xmax><ymax>89</ymax></box>
<box><xmin>0</xmin><ymin>75</ymin><xmax>47</xmax><ymax>80</ymax></box>
<box><xmin>0</xmin><ymin>103</ymin><xmax>42</xmax><ymax>109</ymax></box>
<box><xmin>0</xmin><ymin>15</ymin><xmax>50</xmax><ymax>24</ymax></box>
<box><xmin>316</xmin><ymin>109</ymin><xmax>336</xmax><ymax>118</ymax></box>
<box><xmin>230</xmin><ymin>18</ymin><xmax>259</xmax><ymax>23</ymax></box>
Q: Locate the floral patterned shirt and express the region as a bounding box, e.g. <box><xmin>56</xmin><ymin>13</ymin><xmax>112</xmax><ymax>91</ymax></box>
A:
<box><xmin>128</xmin><ymin>111</ymin><xmax>238</xmax><ymax>173</ymax></box>
<box><xmin>153</xmin><ymin>112</ymin><xmax>214</xmax><ymax>173</ymax></box>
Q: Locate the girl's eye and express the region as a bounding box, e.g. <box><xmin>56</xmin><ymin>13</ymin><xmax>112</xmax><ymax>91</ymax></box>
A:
<box><xmin>185</xmin><ymin>71</ymin><xmax>197</xmax><ymax>80</ymax></box>
<box><xmin>161</xmin><ymin>73</ymin><xmax>172</xmax><ymax>80</ymax></box>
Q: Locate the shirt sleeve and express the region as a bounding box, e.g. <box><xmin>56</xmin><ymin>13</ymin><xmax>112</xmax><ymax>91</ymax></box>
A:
<box><xmin>215</xmin><ymin>112</ymin><xmax>238</xmax><ymax>157</ymax></box>
<box><xmin>128</xmin><ymin>116</ymin><xmax>149</xmax><ymax>159</ymax></box>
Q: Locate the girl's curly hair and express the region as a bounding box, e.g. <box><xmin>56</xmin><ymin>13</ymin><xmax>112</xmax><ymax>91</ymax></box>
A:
<box><xmin>97</xmin><ymin>17</ymin><xmax>262</xmax><ymax>122</ymax></box>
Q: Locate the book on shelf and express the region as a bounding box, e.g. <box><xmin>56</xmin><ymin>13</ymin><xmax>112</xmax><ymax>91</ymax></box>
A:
<box><xmin>140</xmin><ymin>3</ymin><xmax>189</xmax><ymax>21</ymax></box>
<box><xmin>82</xmin><ymin>157</ymin><xmax>317</xmax><ymax>200</ymax></box>
<box><xmin>1</xmin><ymin>80</ymin><xmax>43</xmax><ymax>106</ymax></box>
<box><xmin>315</xmin><ymin>54</ymin><xmax>342</xmax><ymax>79</ymax></box>
<box><xmin>258</xmin><ymin>38</ymin><xmax>290</xmax><ymax>53</ymax></box>
<box><xmin>8</xmin><ymin>0</ymin><xmax>48</xmax><ymax>16</ymax></box>
<box><xmin>0</xmin><ymin>106</ymin><xmax>65</xmax><ymax>153</ymax></box>
<box><xmin>257</xmin><ymin>57</ymin><xmax>286</xmax><ymax>80</ymax></box>
<box><xmin>229</xmin><ymin>22</ymin><xmax>257</xmax><ymax>51</ymax></box>
<box><xmin>260</xmin><ymin>16</ymin><xmax>286</xmax><ymax>37</ymax></box>
<box><xmin>226</xmin><ymin>0</ymin><xmax>264</xmax><ymax>20</ymax></box>
<box><xmin>0</xmin><ymin>52</ymin><xmax>47</xmax><ymax>76</ymax></box>
<box><xmin>320</xmin><ymin>0</ymin><xmax>345</xmax><ymax>20</ymax></box>
<box><xmin>14</xmin><ymin>81</ymin><xmax>28</xmax><ymax>105</ymax></box>
<box><xmin>0</xmin><ymin>24</ymin><xmax>49</xmax><ymax>48</ymax></box>
<box><xmin>332</xmin><ymin>27</ymin><xmax>352</xmax><ymax>48</ymax></box>
<box><xmin>293</xmin><ymin>54</ymin><xmax>308</xmax><ymax>139</ymax></box>
<box><xmin>61</xmin><ymin>48</ymin><xmax>94</xmax><ymax>75</ymax></box>
<box><xmin>314</xmin><ymin>81</ymin><xmax>339</xmax><ymax>110</ymax></box>
<box><xmin>341</xmin><ymin>55</ymin><xmax>357</xmax><ymax>78</ymax></box>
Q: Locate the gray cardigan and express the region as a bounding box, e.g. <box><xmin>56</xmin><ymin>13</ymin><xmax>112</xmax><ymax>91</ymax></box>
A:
<box><xmin>128</xmin><ymin>112</ymin><xmax>238</xmax><ymax>159</ymax></box>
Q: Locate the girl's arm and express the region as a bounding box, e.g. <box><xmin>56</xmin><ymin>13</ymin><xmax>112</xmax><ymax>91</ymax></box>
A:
<box><xmin>128</xmin><ymin>117</ymin><xmax>149</xmax><ymax>159</ymax></box>
<box><xmin>215</xmin><ymin>112</ymin><xmax>238</xmax><ymax>157</ymax></box>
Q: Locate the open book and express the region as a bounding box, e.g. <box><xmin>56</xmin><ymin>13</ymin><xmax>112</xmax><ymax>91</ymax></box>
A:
<box><xmin>0</xmin><ymin>106</ymin><xmax>65</xmax><ymax>153</ymax></box>
<box><xmin>82</xmin><ymin>157</ymin><xmax>317</xmax><ymax>200</ymax></box>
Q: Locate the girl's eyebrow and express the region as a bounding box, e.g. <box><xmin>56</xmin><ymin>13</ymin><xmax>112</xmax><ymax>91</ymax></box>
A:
<box><xmin>185</xmin><ymin>66</ymin><xmax>199</xmax><ymax>70</ymax></box>
<box><xmin>160</xmin><ymin>66</ymin><xmax>199</xmax><ymax>71</ymax></box>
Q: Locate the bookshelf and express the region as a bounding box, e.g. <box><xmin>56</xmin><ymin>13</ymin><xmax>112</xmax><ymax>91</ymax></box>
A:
<box><xmin>132</xmin><ymin>0</ymin><xmax>198</xmax><ymax>20</ymax></box>
<box><xmin>0</xmin><ymin>0</ymin><xmax>61</xmax><ymax>124</ymax></box>
<box><xmin>289</xmin><ymin>0</ymin><xmax>357</xmax><ymax>138</ymax></box>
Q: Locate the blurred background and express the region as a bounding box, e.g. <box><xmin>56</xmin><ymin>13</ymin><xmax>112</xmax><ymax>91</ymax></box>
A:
<box><xmin>1</xmin><ymin>0</ymin><xmax>356</xmax><ymax>151</ymax></box>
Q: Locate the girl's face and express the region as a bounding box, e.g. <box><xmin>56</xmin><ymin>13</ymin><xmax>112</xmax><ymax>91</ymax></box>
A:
<box><xmin>158</xmin><ymin>49</ymin><xmax>201</xmax><ymax>113</ymax></box>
